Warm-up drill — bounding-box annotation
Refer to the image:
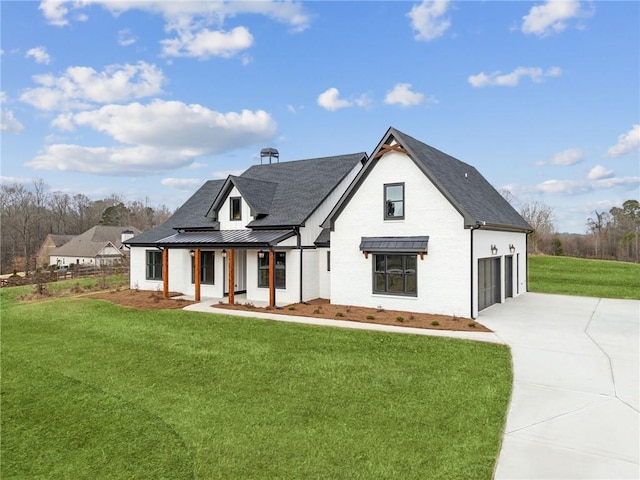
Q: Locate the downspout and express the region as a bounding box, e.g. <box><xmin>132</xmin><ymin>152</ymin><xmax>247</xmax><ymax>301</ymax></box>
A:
<box><xmin>470</xmin><ymin>221</ymin><xmax>484</xmax><ymax>319</ymax></box>
<box><xmin>525</xmin><ymin>231</ymin><xmax>529</xmax><ymax>292</ymax></box>
<box><xmin>295</xmin><ymin>227</ymin><xmax>303</xmax><ymax>304</ymax></box>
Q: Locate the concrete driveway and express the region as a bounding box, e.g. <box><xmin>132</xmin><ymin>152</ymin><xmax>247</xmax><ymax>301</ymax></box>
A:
<box><xmin>479</xmin><ymin>293</ymin><xmax>639</xmax><ymax>479</ymax></box>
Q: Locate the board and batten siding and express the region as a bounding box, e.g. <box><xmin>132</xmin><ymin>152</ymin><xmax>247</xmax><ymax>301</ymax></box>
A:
<box><xmin>330</xmin><ymin>151</ymin><xmax>470</xmax><ymax>317</ymax></box>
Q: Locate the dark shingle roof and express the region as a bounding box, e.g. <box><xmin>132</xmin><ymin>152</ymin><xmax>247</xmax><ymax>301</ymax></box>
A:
<box><xmin>125</xmin><ymin>180</ymin><xmax>225</xmax><ymax>245</ymax></box>
<box><xmin>239</xmin><ymin>153</ymin><xmax>367</xmax><ymax>228</ymax></box>
<box><xmin>208</xmin><ymin>176</ymin><xmax>277</xmax><ymax>218</ymax></box>
<box><xmin>324</xmin><ymin>127</ymin><xmax>531</xmax><ymax>232</ymax></box>
<box><xmin>390</xmin><ymin>128</ymin><xmax>531</xmax><ymax>230</ymax></box>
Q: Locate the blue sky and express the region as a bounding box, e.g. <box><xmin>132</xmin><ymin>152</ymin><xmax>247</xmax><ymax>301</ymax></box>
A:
<box><xmin>1</xmin><ymin>0</ymin><xmax>638</xmax><ymax>233</ymax></box>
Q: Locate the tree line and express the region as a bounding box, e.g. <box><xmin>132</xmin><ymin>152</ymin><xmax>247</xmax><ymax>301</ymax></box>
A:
<box><xmin>519</xmin><ymin>199</ymin><xmax>639</xmax><ymax>263</ymax></box>
<box><xmin>1</xmin><ymin>179</ymin><xmax>172</xmax><ymax>274</ymax></box>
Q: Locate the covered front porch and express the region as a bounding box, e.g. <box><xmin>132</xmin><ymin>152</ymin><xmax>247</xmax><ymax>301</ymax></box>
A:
<box><xmin>156</xmin><ymin>229</ymin><xmax>297</xmax><ymax>307</ymax></box>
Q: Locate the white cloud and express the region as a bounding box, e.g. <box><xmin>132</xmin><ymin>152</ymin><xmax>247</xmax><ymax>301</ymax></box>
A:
<box><xmin>25</xmin><ymin>46</ymin><xmax>51</xmax><ymax>64</ymax></box>
<box><xmin>0</xmin><ymin>92</ymin><xmax>25</xmax><ymax>133</ymax></box>
<box><xmin>117</xmin><ymin>29</ymin><xmax>137</xmax><ymax>47</ymax></box>
<box><xmin>161</xmin><ymin>26</ymin><xmax>253</xmax><ymax>59</ymax></box>
<box><xmin>32</xmin><ymin>100</ymin><xmax>277</xmax><ymax>175</ymax></box>
<box><xmin>27</xmin><ymin>144</ymin><xmax>195</xmax><ymax>175</ymax></box>
<box><xmin>20</xmin><ymin>61</ymin><xmax>164</xmax><ymax>111</ymax></box>
<box><xmin>384</xmin><ymin>83</ymin><xmax>427</xmax><ymax>107</ymax></box>
<box><xmin>161</xmin><ymin>178</ymin><xmax>203</xmax><ymax>189</ymax></box>
<box><xmin>58</xmin><ymin>100</ymin><xmax>276</xmax><ymax>152</ymax></box>
<box><xmin>0</xmin><ymin>175</ymin><xmax>35</xmax><ymax>185</ymax></box>
<box><xmin>588</xmin><ymin>165</ymin><xmax>614</xmax><ymax>181</ymax></box>
<box><xmin>39</xmin><ymin>1</ymin><xmax>311</xmax><ymax>60</ymax></box>
<box><xmin>605</xmin><ymin>125</ymin><xmax>640</xmax><ymax>158</ymax></box>
<box><xmin>468</xmin><ymin>66</ymin><xmax>562</xmax><ymax>88</ymax></box>
<box><xmin>317</xmin><ymin>88</ymin><xmax>352</xmax><ymax>111</ymax></box>
<box><xmin>407</xmin><ymin>0</ymin><xmax>451</xmax><ymax>42</ymax></box>
<box><xmin>534</xmin><ymin>176</ymin><xmax>639</xmax><ymax>195</ymax></box>
<box><xmin>536</xmin><ymin>148</ymin><xmax>584</xmax><ymax>166</ymax></box>
<box><xmin>522</xmin><ymin>0</ymin><xmax>591</xmax><ymax>37</ymax></box>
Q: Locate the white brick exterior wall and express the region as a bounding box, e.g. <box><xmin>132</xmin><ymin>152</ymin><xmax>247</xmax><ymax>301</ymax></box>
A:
<box><xmin>330</xmin><ymin>151</ymin><xmax>471</xmax><ymax>317</ymax></box>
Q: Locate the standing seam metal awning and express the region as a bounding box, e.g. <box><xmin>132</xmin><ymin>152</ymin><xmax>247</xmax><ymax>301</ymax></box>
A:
<box><xmin>359</xmin><ymin>236</ymin><xmax>429</xmax><ymax>253</ymax></box>
<box><xmin>156</xmin><ymin>229</ymin><xmax>296</xmax><ymax>248</ymax></box>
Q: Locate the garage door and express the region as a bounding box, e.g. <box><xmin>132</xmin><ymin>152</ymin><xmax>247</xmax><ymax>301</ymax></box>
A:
<box><xmin>478</xmin><ymin>257</ymin><xmax>501</xmax><ymax>311</ymax></box>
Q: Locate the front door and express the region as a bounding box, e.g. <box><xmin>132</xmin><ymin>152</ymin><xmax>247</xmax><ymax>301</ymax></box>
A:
<box><xmin>223</xmin><ymin>249</ymin><xmax>247</xmax><ymax>295</ymax></box>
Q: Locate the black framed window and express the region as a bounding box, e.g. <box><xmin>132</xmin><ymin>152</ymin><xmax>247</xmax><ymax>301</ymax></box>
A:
<box><xmin>146</xmin><ymin>250</ymin><xmax>163</xmax><ymax>280</ymax></box>
<box><xmin>373</xmin><ymin>254</ymin><xmax>417</xmax><ymax>296</ymax></box>
<box><xmin>327</xmin><ymin>251</ymin><xmax>331</xmax><ymax>272</ymax></box>
<box><xmin>230</xmin><ymin>197</ymin><xmax>241</xmax><ymax>220</ymax></box>
<box><xmin>384</xmin><ymin>183</ymin><xmax>404</xmax><ymax>219</ymax></box>
<box><xmin>258</xmin><ymin>252</ymin><xmax>286</xmax><ymax>289</ymax></box>
<box><xmin>191</xmin><ymin>251</ymin><xmax>215</xmax><ymax>285</ymax></box>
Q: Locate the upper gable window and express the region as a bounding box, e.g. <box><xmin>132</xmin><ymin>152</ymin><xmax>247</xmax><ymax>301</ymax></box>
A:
<box><xmin>230</xmin><ymin>197</ymin><xmax>241</xmax><ymax>221</ymax></box>
<box><xmin>384</xmin><ymin>183</ymin><xmax>404</xmax><ymax>220</ymax></box>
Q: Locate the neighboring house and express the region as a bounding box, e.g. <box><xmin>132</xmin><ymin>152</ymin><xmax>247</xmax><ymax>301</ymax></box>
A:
<box><xmin>126</xmin><ymin>127</ymin><xmax>531</xmax><ymax>318</ymax></box>
<box><xmin>37</xmin><ymin>234</ymin><xmax>75</xmax><ymax>268</ymax></box>
<box><xmin>50</xmin><ymin>225</ymin><xmax>141</xmax><ymax>267</ymax></box>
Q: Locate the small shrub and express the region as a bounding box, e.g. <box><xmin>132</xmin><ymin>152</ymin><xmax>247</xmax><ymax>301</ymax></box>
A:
<box><xmin>346</xmin><ymin>306</ymin><xmax>351</xmax><ymax>312</ymax></box>
<box><xmin>396</xmin><ymin>316</ymin><xmax>404</xmax><ymax>323</ymax></box>
<box><xmin>409</xmin><ymin>314</ymin><xmax>415</xmax><ymax>320</ymax></box>
<box><xmin>468</xmin><ymin>322</ymin><xmax>476</xmax><ymax>328</ymax></box>
<box><xmin>376</xmin><ymin>305</ymin><xmax>385</xmax><ymax>313</ymax></box>
<box><xmin>335</xmin><ymin>312</ymin><xmax>344</xmax><ymax>317</ymax></box>
<box><xmin>288</xmin><ymin>306</ymin><xmax>296</xmax><ymax>311</ymax></box>
<box><xmin>244</xmin><ymin>302</ymin><xmax>255</xmax><ymax>308</ymax></box>
<box><xmin>431</xmin><ymin>320</ymin><xmax>440</xmax><ymax>326</ymax></box>
<box><xmin>366</xmin><ymin>314</ymin><xmax>375</xmax><ymax>320</ymax></box>
<box><xmin>313</xmin><ymin>308</ymin><xmax>321</xmax><ymax>314</ymax></box>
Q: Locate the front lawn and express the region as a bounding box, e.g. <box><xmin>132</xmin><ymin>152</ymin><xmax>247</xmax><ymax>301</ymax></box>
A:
<box><xmin>529</xmin><ymin>255</ymin><xmax>640</xmax><ymax>299</ymax></box>
<box><xmin>1</xmin><ymin>288</ymin><xmax>512</xmax><ymax>479</ymax></box>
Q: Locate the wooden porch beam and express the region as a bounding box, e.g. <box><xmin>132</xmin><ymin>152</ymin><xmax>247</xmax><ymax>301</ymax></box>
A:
<box><xmin>162</xmin><ymin>248</ymin><xmax>169</xmax><ymax>299</ymax></box>
<box><xmin>194</xmin><ymin>248</ymin><xmax>201</xmax><ymax>302</ymax></box>
<box><xmin>269</xmin><ymin>249</ymin><xmax>275</xmax><ymax>307</ymax></box>
<box><xmin>228</xmin><ymin>249</ymin><xmax>235</xmax><ymax>305</ymax></box>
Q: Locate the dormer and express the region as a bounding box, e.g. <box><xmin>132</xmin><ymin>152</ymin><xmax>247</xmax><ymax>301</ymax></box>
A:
<box><xmin>208</xmin><ymin>176</ymin><xmax>278</xmax><ymax>230</ymax></box>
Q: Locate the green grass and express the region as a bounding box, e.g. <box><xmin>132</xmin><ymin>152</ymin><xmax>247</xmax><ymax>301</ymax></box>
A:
<box><xmin>529</xmin><ymin>255</ymin><xmax>640</xmax><ymax>299</ymax></box>
<box><xmin>1</xmin><ymin>289</ymin><xmax>512</xmax><ymax>479</ymax></box>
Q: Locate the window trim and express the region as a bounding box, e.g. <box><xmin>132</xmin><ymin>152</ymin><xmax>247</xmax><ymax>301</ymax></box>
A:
<box><xmin>145</xmin><ymin>250</ymin><xmax>163</xmax><ymax>281</ymax></box>
<box><xmin>258</xmin><ymin>251</ymin><xmax>286</xmax><ymax>289</ymax></box>
<box><xmin>191</xmin><ymin>251</ymin><xmax>215</xmax><ymax>285</ymax></box>
<box><xmin>372</xmin><ymin>253</ymin><xmax>417</xmax><ymax>297</ymax></box>
<box><xmin>384</xmin><ymin>182</ymin><xmax>405</xmax><ymax>220</ymax></box>
<box><xmin>230</xmin><ymin>197</ymin><xmax>242</xmax><ymax>221</ymax></box>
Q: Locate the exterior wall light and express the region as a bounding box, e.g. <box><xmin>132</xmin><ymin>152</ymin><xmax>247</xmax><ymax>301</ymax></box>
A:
<box><xmin>189</xmin><ymin>250</ymin><xmax>195</xmax><ymax>257</ymax></box>
<box><xmin>491</xmin><ymin>245</ymin><xmax>498</xmax><ymax>255</ymax></box>
<box><xmin>509</xmin><ymin>244</ymin><xmax>515</xmax><ymax>253</ymax></box>
<box><xmin>221</xmin><ymin>249</ymin><xmax>227</xmax><ymax>258</ymax></box>
<box><xmin>258</xmin><ymin>250</ymin><xmax>265</xmax><ymax>259</ymax></box>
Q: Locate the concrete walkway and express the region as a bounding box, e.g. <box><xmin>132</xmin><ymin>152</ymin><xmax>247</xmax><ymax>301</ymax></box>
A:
<box><xmin>183</xmin><ymin>293</ymin><xmax>639</xmax><ymax>479</ymax></box>
<box><xmin>479</xmin><ymin>293</ymin><xmax>640</xmax><ymax>479</ymax></box>
<box><xmin>183</xmin><ymin>298</ymin><xmax>505</xmax><ymax>344</ymax></box>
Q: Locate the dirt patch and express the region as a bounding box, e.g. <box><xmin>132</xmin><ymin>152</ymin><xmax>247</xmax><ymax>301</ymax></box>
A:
<box><xmin>214</xmin><ymin>298</ymin><xmax>489</xmax><ymax>332</ymax></box>
<box><xmin>88</xmin><ymin>289</ymin><xmax>196</xmax><ymax>310</ymax></box>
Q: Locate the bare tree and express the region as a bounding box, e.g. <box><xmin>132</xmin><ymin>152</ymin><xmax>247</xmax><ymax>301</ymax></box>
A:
<box><xmin>520</xmin><ymin>201</ymin><xmax>555</xmax><ymax>254</ymax></box>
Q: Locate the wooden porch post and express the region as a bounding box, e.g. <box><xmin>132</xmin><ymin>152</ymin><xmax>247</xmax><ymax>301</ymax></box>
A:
<box><xmin>162</xmin><ymin>248</ymin><xmax>169</xmax><ymax>298</ymax></box>
<box><xmin>269</xmin><ymin>249</ymin><xmax>275</xmax><ymax>307</ymax></box>
<box><xmin>228</xmin><ymin>249</ymin><xmax>235</xmax><ymax>305</ymax></box>
<box><xmin>194</xmin><ymin>248</ymin><xmax>201</xmax><ymax>302</ymax></box>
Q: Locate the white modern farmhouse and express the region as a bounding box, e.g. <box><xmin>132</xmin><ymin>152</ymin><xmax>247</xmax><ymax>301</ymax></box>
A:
<box><xmin>126</xmin><ymin>127</ymin><xmax>531</xmax><ymax>318</ymax></box>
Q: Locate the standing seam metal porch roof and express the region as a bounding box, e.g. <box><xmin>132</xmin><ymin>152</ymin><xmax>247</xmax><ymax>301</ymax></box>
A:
<box><xmin>156</xmin><ymin>229</ymin><xmax>296</xmax><ymax>248</ymax></box>
<box><xmin>359</xmin><ymin>236</ymin><xmax>430</xmax><ymax>252</ymax></box>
